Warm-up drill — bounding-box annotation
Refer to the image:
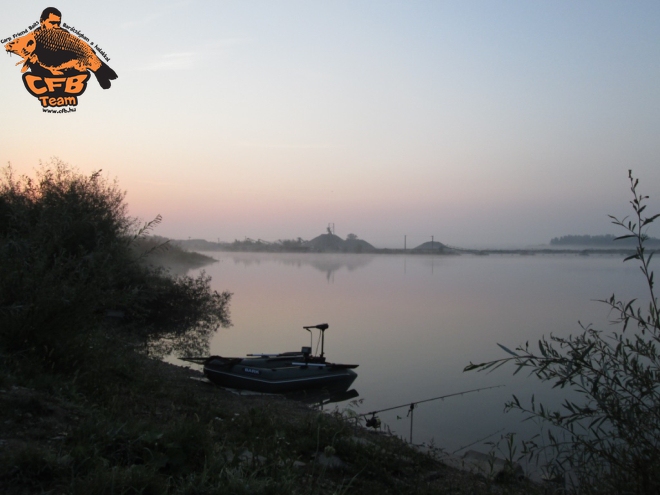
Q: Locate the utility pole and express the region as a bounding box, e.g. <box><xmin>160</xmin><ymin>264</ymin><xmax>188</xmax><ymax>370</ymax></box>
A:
<box><xmin>431</xmin><ymin>235</ymin><xmax>434</xmax><ymax>251</ymax></box>
<box><xmin>404</xmin><ymin>235</ymin><xmax>407</xmax><ymax>251</ymax></box>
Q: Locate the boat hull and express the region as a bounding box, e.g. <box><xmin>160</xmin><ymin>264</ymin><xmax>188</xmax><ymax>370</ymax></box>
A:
<box><xmin>204</xmin><ymin>356</ymin><xmax>358</xmax><ymax>394</ymax></box>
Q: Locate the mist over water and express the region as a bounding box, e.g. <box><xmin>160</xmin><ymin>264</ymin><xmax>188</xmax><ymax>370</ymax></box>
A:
<box><xmin>187</xmin><ymin>252</ymin><xmax>646</xmax><ymax>456</ymax></box>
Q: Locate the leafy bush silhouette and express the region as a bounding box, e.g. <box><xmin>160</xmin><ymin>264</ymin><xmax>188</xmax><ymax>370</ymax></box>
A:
<box><xmin>0</xmin><ymin>159</ymin><xmax>231</xmax><ymax>372</ymax></box>
<box><xmin>466</xmin><ymin>171</ymin><xmax>660</xmax><ymax>494</ymax></box>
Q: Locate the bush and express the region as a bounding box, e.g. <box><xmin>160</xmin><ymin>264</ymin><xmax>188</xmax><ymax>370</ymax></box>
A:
<box><xmin>135</xmin><ymin>270</ymin><xmax>232</xmax><ymax>358</ymax></box>
<box><xmin>466</xmin><ymin>171</ymin><xmax>660</xmax><ymax>494</ymax></box>
<box><xmin>0</xmin><ymin>159</ymin><xmax>231</xmax><ymax>373</ymax></box>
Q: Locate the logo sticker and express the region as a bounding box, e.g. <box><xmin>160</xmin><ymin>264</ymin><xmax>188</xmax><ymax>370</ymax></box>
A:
<box><xmin>3</xmin><ymin>7</ymin><xmax>118</xmax><ymax>112</ymax></box>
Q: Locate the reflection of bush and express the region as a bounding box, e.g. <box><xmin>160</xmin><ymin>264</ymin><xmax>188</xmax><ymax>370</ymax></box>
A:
<box><xmin>0</xmin><ymin>159</ymin><xmax>231</xmax><ymax>374</ymax></box>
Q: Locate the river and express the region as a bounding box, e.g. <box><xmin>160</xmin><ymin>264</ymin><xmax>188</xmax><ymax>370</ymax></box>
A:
<box><xmin>185</xmin><ymin>251</ymin><xmax>647</xmax><ymax>457</ymax></box>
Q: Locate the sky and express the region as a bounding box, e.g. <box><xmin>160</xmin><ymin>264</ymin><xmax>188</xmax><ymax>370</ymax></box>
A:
<box><xmin>1</xmin><ymin>1</ymin><xmax>659</xmax><ymax>248</ymax></box>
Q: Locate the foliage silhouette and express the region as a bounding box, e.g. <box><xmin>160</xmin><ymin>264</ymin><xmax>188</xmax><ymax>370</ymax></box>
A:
<box><xmin>0</xmin><ymin>159</ymin><xmax>231</xmax><ymax>373</ymax></box>
<box><xmin>466</xmin><ymin>171</ymin><xmax>660</xmax><ymax>494</ymax></box>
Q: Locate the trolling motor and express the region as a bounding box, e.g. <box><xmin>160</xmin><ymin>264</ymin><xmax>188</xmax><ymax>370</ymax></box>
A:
<box><xmin>303</xmin><ymin>323</ymin><xmax>329</xmax><ymax>360</ymax></box>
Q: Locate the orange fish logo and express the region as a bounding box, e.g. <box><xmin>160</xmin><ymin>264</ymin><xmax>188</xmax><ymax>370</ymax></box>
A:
<box><xmin>4</xmin><ymin>7</ymin><xmax>118</xmax><ymax>110</ymax></box>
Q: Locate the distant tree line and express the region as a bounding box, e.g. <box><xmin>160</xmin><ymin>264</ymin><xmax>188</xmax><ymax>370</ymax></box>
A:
<box><xmin>223</xmin><ymin>236</ymin><xmax>372</xmax><ymax>253</ymax></box>
<box><xmin>550</xmin><ymin>234</ymin><xmax>660</xmax><ymax>246</ymax></box>
<box><xmin>136</xmin><ymin>235</ymin><xmax>217</xmax><ymax>269</ymax></box>
<box><xmin>223</xmin><ymin>238</ymin><xmax>310</xmax><ymax>252</ymax></box>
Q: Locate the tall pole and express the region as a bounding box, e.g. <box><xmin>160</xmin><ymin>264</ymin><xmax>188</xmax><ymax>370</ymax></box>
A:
<box><xmin>408</xmin><ymin>404</ymin><xmax>416</xmax><ymax>443</ymax></box>
<box><xmin>404</xmin><ymin>235</ymin><xmax>407</xmax><ymax>251</ymax></box>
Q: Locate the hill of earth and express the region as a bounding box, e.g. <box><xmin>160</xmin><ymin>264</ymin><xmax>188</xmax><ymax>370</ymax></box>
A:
<box><xmin>306</xmin><ymin>233</ymin><xmax>376</xmax><ymax>253</ymax></box>
<box><xmin>411</xmin><ymin>240</ymin><xmax>450</xmax><ymax>252</ymax></box>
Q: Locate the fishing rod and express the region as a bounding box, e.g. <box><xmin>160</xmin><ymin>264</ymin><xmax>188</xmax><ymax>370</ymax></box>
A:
<box><xmin>451</xmin><ymin>428</ymin><xmax>505</xmax><ymax>455</ymax></box>
<box><xmin>359</xmin><ymin>385</ymin><xmax>504</xmax><ymax>417</ymax></box>
<box><xmin>359</xmin><ymin>384</ymin><xmax>505</xmax><ymax>444</ymax></box>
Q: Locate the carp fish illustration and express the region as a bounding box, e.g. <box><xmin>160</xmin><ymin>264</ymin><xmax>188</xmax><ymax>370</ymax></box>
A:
<box><xmin>5</xmin><ymin>28</ymin><xmax>117</xmax><ymax>89</ymax></box>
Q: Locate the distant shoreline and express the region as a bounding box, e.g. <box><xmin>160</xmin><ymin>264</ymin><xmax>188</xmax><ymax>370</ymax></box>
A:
<box><xmin>180</xmin><ymin>243</ymin><xmax>654</xmax><ymax>257</ymax></box>
<box><xmin>161</xmin><ymin>236</ymin><xmax>657</xmax><ymax>257</ymax></box>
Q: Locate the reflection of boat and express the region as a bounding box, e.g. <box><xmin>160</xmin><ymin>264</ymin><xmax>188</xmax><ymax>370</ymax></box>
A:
<box><xmin>194</xmin><ymin>324</ymin><xmax>358</xmax><ymax>394</ymax></box>
<box><xmin>286</xmin><ymin>387</ymin><xmax>359</xmax><ymax>408</ymax></box>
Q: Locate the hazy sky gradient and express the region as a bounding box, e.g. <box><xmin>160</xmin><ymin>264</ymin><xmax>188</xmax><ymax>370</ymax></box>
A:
<box><xmin>2</xmin><ymin>1</ymin><xmax>659</xmax><ymax>248</ymax></box>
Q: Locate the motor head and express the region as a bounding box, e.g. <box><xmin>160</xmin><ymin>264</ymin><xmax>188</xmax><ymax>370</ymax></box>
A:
<box><xmin>304</xmin><ymin>323</ymin><xmax>328</xmax><ymax>331</ymax></box>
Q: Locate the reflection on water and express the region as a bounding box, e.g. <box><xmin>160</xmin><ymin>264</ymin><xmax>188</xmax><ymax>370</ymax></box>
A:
<box><xmin>226</xmin><ymin>253</ymin><xmax>376</xmax><ymax>281</ymax></box>
<box><xmin>286</xmin><ymin>387</ymin><xmax>360</xmax><ymax>409</ymax></box>
<box><xmin>190</xmin><ymin>252</ymin><xmax>644</xmax><ymax>456</ymax></box>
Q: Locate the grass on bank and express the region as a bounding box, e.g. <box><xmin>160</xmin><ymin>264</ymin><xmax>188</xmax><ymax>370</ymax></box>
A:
<box><xmin>0</xmin><ymin>350</ymin><xmax>546</xmax><ymax>495</ymax></box>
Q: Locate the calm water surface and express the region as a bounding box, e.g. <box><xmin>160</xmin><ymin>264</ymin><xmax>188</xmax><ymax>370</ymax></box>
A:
<box><xmin>186</xmin><ymin>252</ymin><xmax>646</xmax><ymax>454</ymax></box>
